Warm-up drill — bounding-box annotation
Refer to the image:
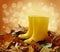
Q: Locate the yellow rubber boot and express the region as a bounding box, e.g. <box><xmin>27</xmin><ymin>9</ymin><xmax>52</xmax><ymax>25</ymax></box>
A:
<box><xmin>24</xmin><ymin>16</ymin><xmax>49</xmax><ymax>44</ymax></box>
<box><xmin>18</xmin><ymin>16</ymin><xmax>33</xmax><ymax>39</ymax></box>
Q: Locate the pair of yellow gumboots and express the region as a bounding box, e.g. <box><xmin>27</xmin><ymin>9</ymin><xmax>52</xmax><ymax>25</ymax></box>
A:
<box><xmin>19</xmin><ymin>16</ymin><xmax>49</xmax><ymax>44</ymax></box>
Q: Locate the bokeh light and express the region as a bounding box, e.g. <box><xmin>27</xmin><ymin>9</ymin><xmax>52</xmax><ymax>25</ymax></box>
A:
<box><xmin>1</xmin><ymin>0</ymin><xmax>59</xmax><ymax>34</ymax></box>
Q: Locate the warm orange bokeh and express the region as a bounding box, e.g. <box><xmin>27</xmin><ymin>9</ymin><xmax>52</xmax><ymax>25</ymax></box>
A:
<box><xmin>0</xmin><ymin>0</ymin><xmax>60</xmax><ymax>34</ymax></box>
<box><xmin>0</xmin><ymin>0</ymin><xmax>20</xmax><ymax>34</ymax></box>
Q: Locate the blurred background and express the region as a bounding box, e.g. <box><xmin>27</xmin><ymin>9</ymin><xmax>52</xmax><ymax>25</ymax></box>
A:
<box><xmin>0</xmin><ymin>0</ymin><xmax>60</xmax><ymax>34</ymax></box>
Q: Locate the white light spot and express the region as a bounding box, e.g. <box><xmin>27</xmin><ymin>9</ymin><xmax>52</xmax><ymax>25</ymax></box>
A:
<box><xmin>40</xmin><ymin>2</ymin><xmax>44</xmax><ymax>5</ymax></box>
<box><xmin>21</xmin><ymin>19</ymin><xmax>27</xmax><ymax>27</ymax></box>
<box><xmin>11</xmin><ymin>3</ymin><xmax>17</xmax><ymax>8</ymax></box>
<box><xmin>2</xmin><ymin>4</ymin><xmax>7</xmax><ymax>9</ymax></box>
<box><xmin>42</xmin><ymin>5</ymin><xmax>48</xmax><ymax>12</ymax></box>
<box><xmin>27</xmin><ymin>2</ymin><xmax>32</xmax><ymax>7</ymax></box>
<box><xmin>22</xmin><ymin>6</ymin><xmax>27</xmax><ymax>10</ymax></box>
<box><xmin>51</xmin><ymin>12</ymin><xmax>55</xmax><ymax>17</ymax></box>
<box><xmin>48</xmin><ymin>26</ymin><xmax>57</xmax><ymax>31</ymax></box>
<box><xmin>51</xmin><ymin>20</ymin><xmax>56</xmax><ymax>24</ymax></box>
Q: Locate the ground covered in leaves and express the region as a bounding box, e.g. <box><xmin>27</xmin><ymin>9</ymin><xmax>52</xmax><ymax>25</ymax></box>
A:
<box><xmin>0</xmin><ymin>30</ymin><xmax>60</xmax><ymax>52</ymax></box>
